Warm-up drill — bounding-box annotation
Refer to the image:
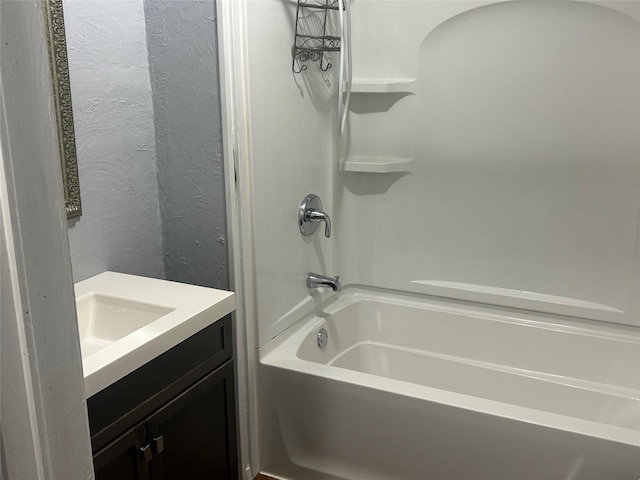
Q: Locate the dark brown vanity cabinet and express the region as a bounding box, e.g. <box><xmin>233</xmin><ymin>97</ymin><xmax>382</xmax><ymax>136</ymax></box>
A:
<box><xmin>93</xmin><ymin>424</ymin><xmax>149</xmax><ymax>480</ymax></box>
<box><xmin>88</xmin><ymin>316</ymin><xmax>238</xmax><ymax>480</ymax></box>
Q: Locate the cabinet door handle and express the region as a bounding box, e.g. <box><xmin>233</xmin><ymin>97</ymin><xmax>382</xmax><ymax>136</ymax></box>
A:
<box><xmin>153</xmin><ymin>435</ymin><xmax>164</xmax><ymax>453</ymax></box>
<box><xmin>139</xmin><ymin>444</ymin><xmax>153</xmax><ymax>463</ymax></box>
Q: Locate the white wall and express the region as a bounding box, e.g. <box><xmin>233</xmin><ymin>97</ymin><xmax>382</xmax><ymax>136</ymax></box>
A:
<box><xmin>64</xmin><ymin>0</ymin><xmax>166</xmax><ymax>282</ymax></box>
<box><xmin>242</xmin><ymin>0</ymin><xmax>639</xmax><ymax>342</ymax></box>
<box><xmin>336</xmin><ymin>0</ymin><xmax>640</xmax><ymax>326</ymax></box>
<box><xmin>246</xmin><ymin>0</ymin><xmax>337</xmax><ymax>345</ymax></box>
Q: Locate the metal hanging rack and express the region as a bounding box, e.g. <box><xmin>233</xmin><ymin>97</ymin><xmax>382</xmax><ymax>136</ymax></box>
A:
<box><xmin>292</xmin><ymin>0</ymin><xmax>342</xmax><ymax>74</ymax></box>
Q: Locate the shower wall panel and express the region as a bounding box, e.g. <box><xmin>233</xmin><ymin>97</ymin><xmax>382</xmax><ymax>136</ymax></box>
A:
<box><xmin>336</xmin><ymin>1</ymin><xmax>640</xmax><ymax>327</ymax></box>
<box><xmin>245</xmin><ymin>1</ymin><xmax>336</xmax><ymax>346</ymax></box>
<box><xmin>245</xmin><ymin>1</ymin><xmax>640</xmax><ymax>347</ymax></box>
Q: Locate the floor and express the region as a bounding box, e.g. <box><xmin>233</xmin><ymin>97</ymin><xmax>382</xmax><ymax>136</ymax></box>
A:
<box><xmin>254</xmin><ymin>475</ymin><xmax>277</xmax><ymax>480</ymax></box>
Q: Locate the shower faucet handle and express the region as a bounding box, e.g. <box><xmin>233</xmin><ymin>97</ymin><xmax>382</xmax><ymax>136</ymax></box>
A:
<box><xmin>304</xmin><ymin>209</ymin><xmax>332</xmax><ymax>238</ymax></box>
<box><xmin>298</xmin><ymin>194</ymin><xmax>332</xmax><ymax>238</ymax></box>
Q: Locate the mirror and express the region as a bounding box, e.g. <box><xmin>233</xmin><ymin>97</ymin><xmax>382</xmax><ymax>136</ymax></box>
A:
<box><xmin>43</xmin><ymin>0</ymin><xmax>82</xmax><ymax>219</ymax></box>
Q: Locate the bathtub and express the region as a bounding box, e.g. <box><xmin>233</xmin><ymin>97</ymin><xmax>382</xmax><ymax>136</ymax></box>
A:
<box><xmin>259</xmin><ymin>288</ymin><xmax>640</xmax><ymax>480</ymax></box>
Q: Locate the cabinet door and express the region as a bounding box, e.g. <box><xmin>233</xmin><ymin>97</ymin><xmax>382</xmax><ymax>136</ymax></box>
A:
<box><xmin>146</xmin><ymin>360</ymin><xmax>237</xmax><ymax>480</ymax></box>
<box><xmin>93</xmin><ymin>423</ymin><xmax>150</xmax><ymax>480</ymax></box>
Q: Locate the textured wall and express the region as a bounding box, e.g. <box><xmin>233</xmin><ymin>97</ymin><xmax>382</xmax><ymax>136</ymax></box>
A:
<box><xmin>64</xmin><ymin>0</ymin><xmax>166</xmax><ymax>282</ymax></box>
<box><xmin>144</xmin><ymin>0</ymin><xmax>228</xmax><ymax>289</ymax></box>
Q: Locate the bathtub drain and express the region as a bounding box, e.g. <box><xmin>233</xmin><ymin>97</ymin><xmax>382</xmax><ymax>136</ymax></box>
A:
<box><xmin>317</xmin><ymin>328</ymin><xmax>328</xmax><ymax>349</ymax></box>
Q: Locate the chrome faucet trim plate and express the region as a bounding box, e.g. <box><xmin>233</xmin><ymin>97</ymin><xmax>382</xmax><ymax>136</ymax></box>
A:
<box><xmin>299</xmin><ymin>194</ymin><xmax>332</xmax><ymax>238</ymax></box>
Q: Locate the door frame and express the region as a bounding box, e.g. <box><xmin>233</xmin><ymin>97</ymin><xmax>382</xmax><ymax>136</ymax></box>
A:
<box><xmin>0</xmin><ymin>1</ymin><xmax>93</xmax><ymax>478</ymax></box>
<box><xmin>217</xmin><ymin>0</ymin><xmax>260</xmax><ymax>478</ymax></box>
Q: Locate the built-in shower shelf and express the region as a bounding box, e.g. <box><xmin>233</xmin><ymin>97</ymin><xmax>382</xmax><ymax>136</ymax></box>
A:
<box><xmin>351</xmin><ymin>78</ymin><xmax>416</xmax><ymax>94</ymax></box>
<box><xmin>341</xmin><ymin>155</ymin><xmax>413</xmax><ymax>173</ymax></box>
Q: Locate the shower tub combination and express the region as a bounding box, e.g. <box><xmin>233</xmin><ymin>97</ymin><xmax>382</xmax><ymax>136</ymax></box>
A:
<box><xmin>259</xmin><ymin>288</ymin><xmax>640</xmax><ymax>480</ymax></box>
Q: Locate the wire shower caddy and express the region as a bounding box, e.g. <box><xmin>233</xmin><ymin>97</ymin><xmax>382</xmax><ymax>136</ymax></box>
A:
<box><xmin>292</xmin><ymin>0</ymin><xmax>342</xmax><ymax>73</ymax></box>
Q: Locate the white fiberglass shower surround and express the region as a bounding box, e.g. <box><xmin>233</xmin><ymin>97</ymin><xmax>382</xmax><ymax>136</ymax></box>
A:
<box><xmin>217</xmin><ymin>1</ymin><xmax>640</xmax><ymax>479</ymax></box>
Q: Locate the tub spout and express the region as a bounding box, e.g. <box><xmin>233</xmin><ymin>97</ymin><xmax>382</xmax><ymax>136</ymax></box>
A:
<box><xmin>306</xmin><ymin>272</ymin><xmax>341</xmax><ymax>292</ymax></box>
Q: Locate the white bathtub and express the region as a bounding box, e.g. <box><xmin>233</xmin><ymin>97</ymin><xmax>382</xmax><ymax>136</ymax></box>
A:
<box><xmin>259</xmin><ymin>288</ymin><xmax>640</xmax><ymax>480</ymax></box>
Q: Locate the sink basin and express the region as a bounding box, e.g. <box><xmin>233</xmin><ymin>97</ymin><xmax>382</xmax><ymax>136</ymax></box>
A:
<box><xmin>75</xmin><ymin>272</ymin><xmax>235</xmax><ymax>397</ymax></box>
<box><xmin>76</xmin><ymin>294</ymin><xmax>174</xmax><ymax>357</ymax></box>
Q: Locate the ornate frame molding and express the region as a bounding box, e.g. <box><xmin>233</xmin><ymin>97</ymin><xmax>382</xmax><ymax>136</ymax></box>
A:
<box><xmin>43</xmin><ymin>0</ymin><xmax>82</xmax><ymax>219</ymax></box>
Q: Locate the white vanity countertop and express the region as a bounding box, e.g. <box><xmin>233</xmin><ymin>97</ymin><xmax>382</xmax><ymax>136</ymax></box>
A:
<box><xmin>75</xmin><ymin>271</ymin><xmax>235</xmax><ymax>397</ymax></box>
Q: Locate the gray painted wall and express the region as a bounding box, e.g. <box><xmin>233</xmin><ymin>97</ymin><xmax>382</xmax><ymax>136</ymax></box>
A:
<box><xmin>144</xmin><ymin>0</ymin><xmax>229</xmax><ymax>289</ymax></box>
<box><xmin>63</xmin><ymin>1</ymin><xmax>229</xmax><ymax>288</ymax></box>
<box><xmin>65</xmin><ymin>0</ymin><xmax>166</xmax><ymax>283</ymax></box>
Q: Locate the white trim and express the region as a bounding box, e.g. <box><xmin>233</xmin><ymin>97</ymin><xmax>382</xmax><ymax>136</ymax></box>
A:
<box><xmin>0</xmin><ymin>111</ymin><xmax>46</xmax><ymax>480</ymax></box>
<box><xmin>0</xmin><ymin>2</ymin><xmax>93</xmax><ymax>478</ymax></box>
<box><xmin>217</xmin><ymin>0</ymin><xmax>260</xmax><ymax>476</ymax></box>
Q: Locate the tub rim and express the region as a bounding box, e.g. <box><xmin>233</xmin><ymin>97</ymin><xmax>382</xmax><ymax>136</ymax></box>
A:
<box><xmin>260</xmin><ymin>286</ymin><xmax>640</xmax><ymax>448</ymax></box>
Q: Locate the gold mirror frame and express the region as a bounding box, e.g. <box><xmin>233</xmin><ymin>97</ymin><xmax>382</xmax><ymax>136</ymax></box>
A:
<box><xmin>43</xmin><ymin>0</ymin><xmax>82</xmax><ymax>219</ymax></box>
